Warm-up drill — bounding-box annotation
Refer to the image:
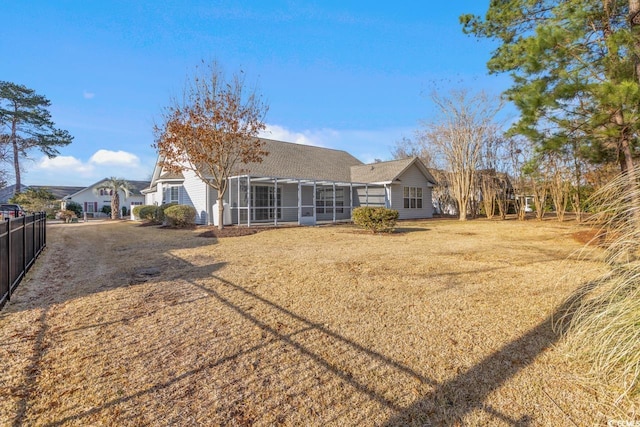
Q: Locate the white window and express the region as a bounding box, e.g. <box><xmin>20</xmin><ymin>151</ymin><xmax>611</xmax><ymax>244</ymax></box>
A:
<box><xmin>403</xmin><ymin>186</ymin><xmax>423</xmax><ymax>209</ymax></box>
<box><xmin>169</xmin><ymin>186</ymin><xmax>179</xmax><ymax>203</ymax></box>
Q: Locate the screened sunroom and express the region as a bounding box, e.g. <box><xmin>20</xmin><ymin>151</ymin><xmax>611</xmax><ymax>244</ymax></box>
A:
<box><xmin>223</xmin><ymin>175</ymin><xmax>388</xmax><ymax>227</ymax></box>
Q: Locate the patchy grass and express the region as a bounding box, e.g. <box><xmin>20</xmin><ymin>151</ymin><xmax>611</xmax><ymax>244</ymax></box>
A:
<box><xmin>0</xmin><ymin>219</ymin><xmax>637</xmax><ymax>426</ymax></box>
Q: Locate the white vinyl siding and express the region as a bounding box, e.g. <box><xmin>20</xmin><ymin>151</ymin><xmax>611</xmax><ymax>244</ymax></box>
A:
<box><xmin>390</xmin><ymin>164</ymin><xmax>433</xmax><ymax>219</ymax></box>
<box><xmin>182</xmin><ymin>169</ymin><xmax>208</xmax><ymax>224</ymax></box>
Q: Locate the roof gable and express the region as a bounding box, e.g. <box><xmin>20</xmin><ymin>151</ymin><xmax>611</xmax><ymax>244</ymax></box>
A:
<box><xmin>351</xmin><ymin>157</ymin><xmax>436</xmax><ymax>184</ymax></box>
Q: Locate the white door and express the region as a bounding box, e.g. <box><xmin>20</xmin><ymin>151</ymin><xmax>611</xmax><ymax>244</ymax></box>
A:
<box><xmin>299</xmin><ymin>184</ymin><xmax>316</xmax><ymax>225</ymax></box>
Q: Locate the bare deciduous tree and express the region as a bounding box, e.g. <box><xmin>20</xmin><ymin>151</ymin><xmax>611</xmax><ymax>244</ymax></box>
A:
<box><xmin>419</xmin><ymin>90</ymin><xmax>502</xmax><ymax>221</ymax></box>
<box><xmin>154</xmin><ymin>61</ymin><xmax>268</xmax><ymax>229</ymax></box>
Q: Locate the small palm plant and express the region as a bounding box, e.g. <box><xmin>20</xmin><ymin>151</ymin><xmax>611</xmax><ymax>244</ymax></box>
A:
<box><xmin>97</xmin><ymin>177</ymin><xmax>131</xmax><ymax>220</ymax></box>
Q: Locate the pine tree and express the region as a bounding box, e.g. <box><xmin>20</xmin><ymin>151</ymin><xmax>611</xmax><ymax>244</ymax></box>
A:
<box><xmin>0</xmin><ymin>81</ymin><xmax>73</xmax><ymax>192</ymax></box>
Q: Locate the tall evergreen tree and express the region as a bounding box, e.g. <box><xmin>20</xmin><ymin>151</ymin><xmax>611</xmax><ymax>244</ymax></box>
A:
<box><xmin>0</xmin><ymin>81</ymin><xmax>73</xmax><ymax>192</ymax></box>
<box><xmin>461</xmin><ymin>1</ymin><xmax>640</xmax><ymax>180</ymax></box>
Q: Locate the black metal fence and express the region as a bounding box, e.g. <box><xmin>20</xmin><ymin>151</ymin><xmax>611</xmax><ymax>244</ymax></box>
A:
<box><xmin>0</xmin><ymin>213</ymin><xmax>47</xmax><ymax>310</ymax></box>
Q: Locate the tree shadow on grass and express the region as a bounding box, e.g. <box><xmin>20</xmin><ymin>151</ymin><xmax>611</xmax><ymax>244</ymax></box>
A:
<box><xmin>44</xmin><ymin>251</ymin><xmax>595</xmax><ymax>426</ymax></box>
<box><xmin>383</xmin><ymin>281</ymin><xmax>596</xmax><ymax>426</ymax></box>
<box><xmin>7</xmin><ymin>221</ymin><xmax>598</xmax><ymax>425</ymax></box>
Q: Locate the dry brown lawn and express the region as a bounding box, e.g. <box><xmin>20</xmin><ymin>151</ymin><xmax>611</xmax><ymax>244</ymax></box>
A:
<box><xmin>0</xmin><ymin>218</ymin><xmax>638</xmax><ymax>426</ymax></box>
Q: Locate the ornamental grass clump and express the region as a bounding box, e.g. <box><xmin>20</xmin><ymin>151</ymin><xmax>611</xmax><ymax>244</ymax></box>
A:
<box><xmin>557</xmin><ymin>173</ymin><xmax>640</xmax><ymax>399</ymax></box>
<box><xmin>352</xmin><ymin>207</ymin><xmax>399</xmax><ymax>233</ymax></box>
<box><xmin>164</xmin><ymin>204</ymin><xmax>197</xmax><ymax>228</ymax></box>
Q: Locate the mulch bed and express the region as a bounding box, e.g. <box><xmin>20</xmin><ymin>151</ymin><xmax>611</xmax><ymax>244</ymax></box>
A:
<box><xmin>197</xmin><ymin>225</ymin><xmax>277</xmax><ymax>238</ymax></box>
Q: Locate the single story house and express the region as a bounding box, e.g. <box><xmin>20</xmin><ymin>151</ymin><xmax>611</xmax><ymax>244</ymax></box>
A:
<box><xmin>144</xmin><ymin>138</ymin><xmax>436</xmax><ymax>226</ymax></box>
<box><xmin>62</xmin><ymin>178</ymin><xmax>150</xmax><ymax>217</ymax></box>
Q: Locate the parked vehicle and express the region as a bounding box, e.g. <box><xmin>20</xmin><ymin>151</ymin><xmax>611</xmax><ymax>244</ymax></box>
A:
<box><xmin>0</xmin><ymin>204</ymin><xmax>25</xmax><ymax>219</ymax></box>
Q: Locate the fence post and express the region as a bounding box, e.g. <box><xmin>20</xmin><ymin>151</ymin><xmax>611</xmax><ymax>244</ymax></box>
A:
<box><xmin>32</xmin><ymin>213</ymin><xmax>36</xmax><ymax>259</ymax></box>
<box><xmin>6</xmin><ymin>218</ymin><xmax>10</xmax><ymax>302</ymax></box>
<box><xmin>22</xmin><ymin>215</ymin><xmax>26</xmax><ymax>278</ymax></box>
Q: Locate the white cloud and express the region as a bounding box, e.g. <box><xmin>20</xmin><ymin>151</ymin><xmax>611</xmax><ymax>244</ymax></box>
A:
<box><xmin>27</xmin><ymin>149</ymin><xmax>151</xmax><ymax>186</ymax></box>
<box><xmin>89</xmin><ymin>149</ymin><xmax>140</xmax><ymax>166</ymax></box>
<box><xmin>260</xmin><ymin>124</ymin><xmax>322</xmax><ymax>146</ymax></box>
<box><xmin>37</xmin><ymin>155</ymin><xmax>94</xmax><ymax>173</ymax></box>
<box><xmin>83</xmin><ymin>91</ymin><xmax>95</xmax><ymax>99</ymax></box>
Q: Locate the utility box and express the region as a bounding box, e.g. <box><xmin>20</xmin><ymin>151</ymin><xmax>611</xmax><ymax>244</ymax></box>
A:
<box><xmin>213</xmin><ymin>202</ymin><xmax>232</xmax><ymax>226</ymax></box>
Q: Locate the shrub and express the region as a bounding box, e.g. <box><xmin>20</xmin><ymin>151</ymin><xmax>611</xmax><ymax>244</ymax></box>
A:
<box><xmin>136</xmin><ymin>205</ymin><xmax>157</xmax><ymax>221</ymax></box>
<box><xmin>157</xmin><ymin>202</ymin><xmax>177</xmax><ymax>223</ymax></box>
<box><xmin>101</xmin><ymin>205</ymin><xmax>112</xmax><ymax>216</ymax></box>
<box><xmin>164</xmin><ymin>204</ymin><xmax>196</xmax><ymax>228</ymax></box>
<box><xmin>352</xmin><ymin>207</ymin><xmax>399</xmax><ymax>233</ymax></box>
<box><xmin>57</xmin><ymin>210</ymin><xmax>77</xmax><ymax>223</ymax></box>
<box><xmin>121</xmin><ymin>206</ymin><xmax>129</xmax><ymax>217</ymax></box>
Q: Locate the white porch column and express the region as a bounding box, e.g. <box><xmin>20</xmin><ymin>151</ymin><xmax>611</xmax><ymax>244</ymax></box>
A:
<box><xmin>247</xmin><ymin>175</ymin><xmax>251</xmax><ymax>227</ymax></box>
<box><xmin>332</xmin><ymin>182</ymin><xmax>336</xmax><ymax>223</ymax></box>
<box><xmin>313</xmin><ymin>181</ymin><xmax>317</xmax><ymax>224</ymax></box>
<box><xmin>237</xmin><ymin>176</ymin><xmax>241</xmax><ymax>225</ymax></box>
<box><xmin>350</xmin><ymin>183</ymin><xmax>353</xmax><ymax>219</ymax></box>
<box><xmin>274</xmin><ymin>178</ymin><xmax>278</xmax><ymax>227</ymax></box>
<box><xmin>365</xmin><ymin>184</ymin><xmax>369</xmax><ymax>206</ymax></box>
<box><xmin>384</xmin><ymin>184</ymin><xmax>389</xmax><ymax>208</ymax></box>
<box><xmin>297</xmin><ymin>180</ymin><xmax>302</xmax><ymax>226</ymax></box>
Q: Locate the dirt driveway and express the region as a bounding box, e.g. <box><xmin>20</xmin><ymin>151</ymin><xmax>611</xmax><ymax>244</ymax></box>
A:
<box><xmin>0</xmin><ymin>219</ymin><xmax>635</xmax><ymax>426</ymax></box>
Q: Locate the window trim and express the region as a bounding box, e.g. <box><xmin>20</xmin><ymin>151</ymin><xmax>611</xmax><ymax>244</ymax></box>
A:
<box><xmin>403</xmin><ymin>186</ymin><xmax>423</xmax><ymax>209</ymax></box>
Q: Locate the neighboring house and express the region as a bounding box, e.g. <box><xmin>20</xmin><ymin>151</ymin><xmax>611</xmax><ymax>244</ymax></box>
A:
<box><xmin>144</xmin><ymin>138</ymin><xmax>437</xmax><ymax>226</ymax></box>
<box><xmin>0</xmin><ymin>184</ymin><xmax>85</xmax><ymax>208</ymax></box>
<box><xmin>63</xmin><ymin>178</ymin><xmax>150</xmax><ymax>217</ymax></box>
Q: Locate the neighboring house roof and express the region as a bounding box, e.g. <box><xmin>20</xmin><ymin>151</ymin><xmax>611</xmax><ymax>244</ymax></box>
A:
<box><xmin>0</xmin><ymin>184</ymin><xmax>29</xmax><ymax>203</ymax></box>
<box><xmin>351</xmin><ymin>157</ymin><xmax>437</xmax><ymax>185</ymax></box>
<box><xmin>30</xmin><ymin>186</ymin><xmax>85</xmax><ymax>200</ymax></box>
<box><xmin>63</xmin><ymin>178</ymin><xmax>151</xmax><ymax>199</ymax></box>
<box><xmin>230</xmin><ymin>138</ymin><xmax>364</xmax><ymax>182</ymax></box>
<box><xmin>124</xmin><ymin>180</ymin><xmax>152</xmax><ymax>196</ymax></box>
<box><xmin>0</xmin><ymin>184</ymin><xmax>85</xmax><ymax>202</ymax></box>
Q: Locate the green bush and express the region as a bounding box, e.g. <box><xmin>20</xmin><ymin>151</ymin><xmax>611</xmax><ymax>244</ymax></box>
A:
<box><xmin>164</xmin><ymin>204</ymin><xmax>196</xmax><ymax>228</ymax></box>
<box><xmin>136</xmin><ymin>205</ymin><xmax>157</xmax><ymax>221</ymax></box>
<box><xmin>157</xmin><ymin>202</ymin><xmax>177</xmax><ymax>223</ymax></box>
<box><xmin>352</xmin><ymin>207</ymin><xmax>399</xmax><ymax>233</ymax></box>
<box><xmin>101</xmin><ymin>205</ymin><xmax>112</xmax><ymax>216</ymax></box>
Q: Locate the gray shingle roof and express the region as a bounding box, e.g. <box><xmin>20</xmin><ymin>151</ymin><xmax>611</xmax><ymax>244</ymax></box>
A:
<box><xmin>235</xmin><ymin>138</ymin><xmax>364</xmax><ymax>182</ymax></box>
<box><xmin>351</xmin><ymin>157</ymin><xmax>436</xmax><ymax>184</ymax></box>
<box><xmin>124</xmin><ymin>180</ymin><xmax>152</xmax><ymax>196</ymax></box>
<box><xmin>0</xmin><ymin>184</ymin><xmax>85</xmax><ymax>202</ymax></box>
<box><xmin>159</xmin><ymin>171</ymin><xmax>184</xmax><ymax>180</ymax></box>
<box><xmin>30</xmin><ymin>186</ymin><xmax>85</xmax><ymax>200</ymax></box>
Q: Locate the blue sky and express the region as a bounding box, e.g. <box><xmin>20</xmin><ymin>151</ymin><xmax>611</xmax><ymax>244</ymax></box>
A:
<box><xmin>1</xmin><ymin>1</ymin><xmax>509</xmax><ymax>186</ymax></box>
